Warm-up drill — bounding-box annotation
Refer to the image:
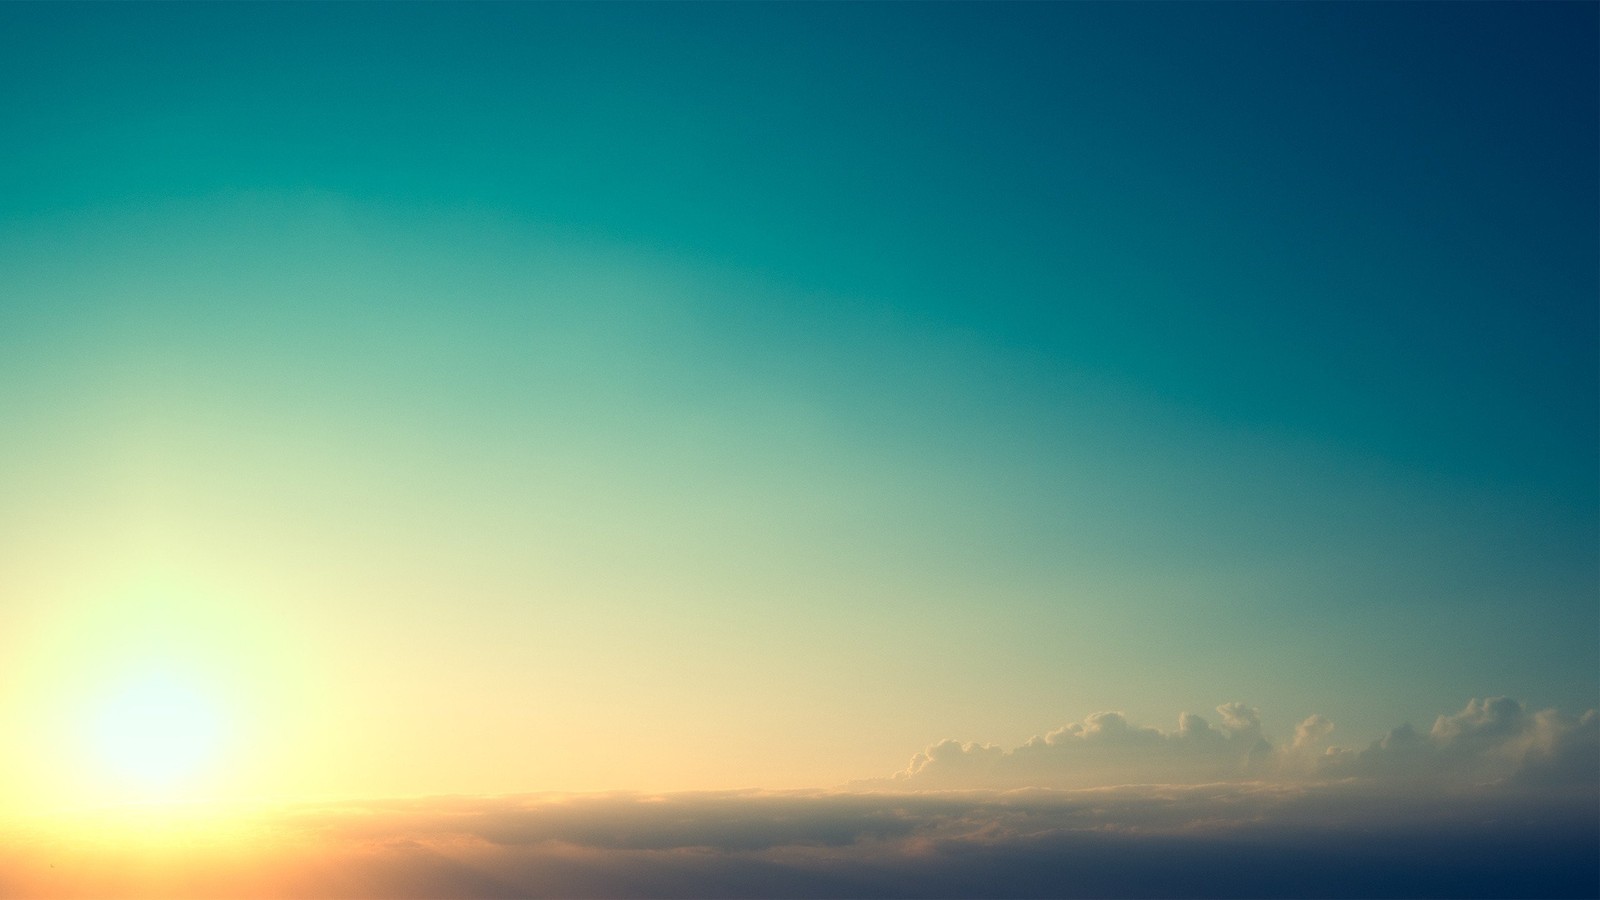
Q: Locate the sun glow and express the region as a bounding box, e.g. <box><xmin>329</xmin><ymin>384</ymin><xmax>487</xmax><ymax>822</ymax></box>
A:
<box><xmin>83</xmin><ymin>669</ymin><xmax>228</xmax><ymax>796</ymax></box>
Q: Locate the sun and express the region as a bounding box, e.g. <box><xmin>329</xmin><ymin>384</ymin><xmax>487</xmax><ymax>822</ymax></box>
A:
<box><xmin>85</xmin><ymin>669</ymin><xmax>228</xmax><ymax>796</ymax></box>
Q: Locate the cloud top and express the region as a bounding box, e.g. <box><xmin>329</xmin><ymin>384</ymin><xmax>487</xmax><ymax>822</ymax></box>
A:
<box><xmin>883</xmin><ymin>698</ymin><xmax>1598</xmax><ymax>791</ymax></box>
<box><xmin>1319</xmin><ymin>698</ymin><xmax>1599</xmax><ymax>786</ymax></box>
<box><xmin>891</xmin><ymin>704</ymin><xmax>1270</xmax><ymax>789</ymax></box>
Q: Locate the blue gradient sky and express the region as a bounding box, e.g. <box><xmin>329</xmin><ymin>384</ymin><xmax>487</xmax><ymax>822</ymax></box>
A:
<box><xmin>0</xmin><ymin>3</ymin><xmax>1594</xmax><ymax>806</ymax></box>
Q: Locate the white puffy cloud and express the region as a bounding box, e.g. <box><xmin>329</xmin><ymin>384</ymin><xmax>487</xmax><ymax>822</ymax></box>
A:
<box><xmin>875</xmin><ymin>703</ymin><xmax>1278</xmax><ymax>790</ymax></box>
<box><xmin>882</xmin><ymin>698</ymin><xmax>1598</xmax><ymax>791</ymax></box>
<box><xmin>1319</xmin><ymin>698</ymin><xmax>1599</xmax><ymax>786</ymax></box>
<box><xmin>888</xmin><ymin>704</ymin><xmax>1273</xmax><ymax>789</ymax></box>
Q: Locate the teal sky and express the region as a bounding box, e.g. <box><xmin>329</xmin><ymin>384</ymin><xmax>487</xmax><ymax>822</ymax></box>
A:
<box><xmin>0</xmin><ymin>3</ymin><xmax>1594</xmax><ymax>801</ymax></box>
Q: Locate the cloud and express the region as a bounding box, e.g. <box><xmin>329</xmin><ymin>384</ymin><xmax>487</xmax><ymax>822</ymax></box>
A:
<box><xmin>1319</xmin><ymin>698</ymin><xmax>1600</xmax><ymax>786</ymax></box>
<box><xmin>3</xmin><ymin>697</ymin><xmax>1594</xmax><ymax>899</ymax></box>
<box><xmin>5</xmin><ymin>781</ymin><xmax>1594</xmax><ymax>899</ymax></box>
<box><xmin>881</xmin><ymin>697</ymin><xmax>1599</xmax><ymax>791</ymax></box>
<box><xmin>872</xmin><ymin>703</ymin><xmax>1274</xmax><ymax>789</ymax></box>
<box><xmin>883</xmin><ymin>701</ymin><xmax>1267</xmax><ymax>784</ymax></box>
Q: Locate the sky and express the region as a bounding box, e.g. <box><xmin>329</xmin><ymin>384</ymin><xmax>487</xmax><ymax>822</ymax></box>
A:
<box><xmin>0</xmin><ymin>3</ymin><xmax>1595</xmax><ymax>898</ymax></box>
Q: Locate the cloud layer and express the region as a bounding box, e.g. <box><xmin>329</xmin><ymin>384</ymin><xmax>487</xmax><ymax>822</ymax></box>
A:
<box><xmin>3</xmin><ymin>697</ymin><xmax>1594</xmax><ymax>899</ymax></box>
<box><xmin>7</xmin><ymin>780</ymin><xmax>1594</xmax><ymax>899</ymax></box>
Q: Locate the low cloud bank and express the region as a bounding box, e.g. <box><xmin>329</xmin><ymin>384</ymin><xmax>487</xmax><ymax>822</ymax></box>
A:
<box><xmin>2</xmin><ymin>697</ymin><xmax>1594</xmax><ymax>899</ymax></box>
<box><xmin>7</xmin><ymin>781</ymin><xmax>1593</xmax><ymax>899</ymax></box>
